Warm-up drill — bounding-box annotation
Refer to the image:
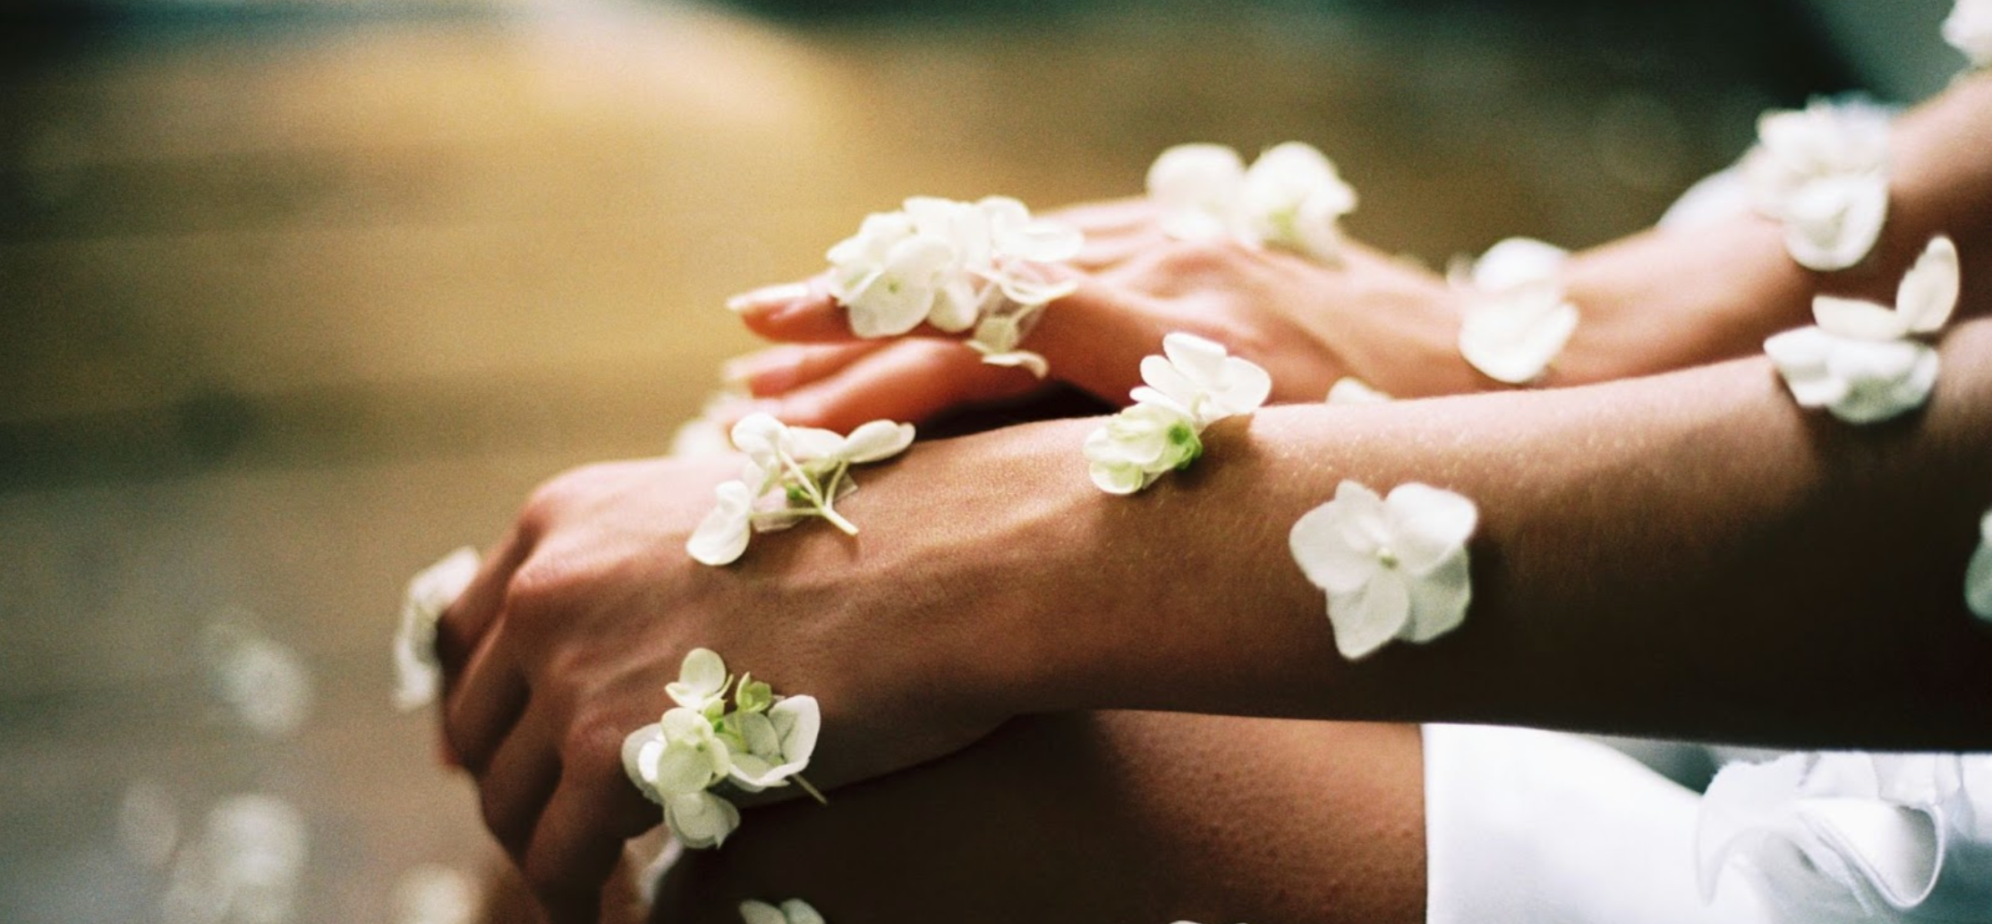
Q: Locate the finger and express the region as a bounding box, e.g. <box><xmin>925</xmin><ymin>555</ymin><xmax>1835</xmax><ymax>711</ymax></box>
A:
<box><xmin>728</xmin><ymin>275</ymin><xmax>858</xmax><ymax>343</ymax></box>
<box><xmin>523</xmin><ymin>746</ymin><xmax>659</xmax><ymax>923</ymax></box>
<box><xmin>1023</xmin><ymin>275</ymin><xmax>1166</xmax><ymax>401</ymax></box>
<box><xmin>444</xmin><ymin>627</ymin><xmax>531</xmax><ymax>776</ymax></box>
<box><xmin>435</xmin><ymin>523</ymin><xmax>533</xmax><ymax>676</ymax></box>
<box><xmin>477</xmin><ymin>706</ymin><xmax>562</xmax><ymax>862</ymax></box>
<box><xmin>752</xmin><ymin>339</ymin><xmax>1045</xmax><ymax>432</ymax></box>
<box><xmin>721</xmin><ymin>342</ymin><xmax>891</xmax><ymax>399</ymax></box>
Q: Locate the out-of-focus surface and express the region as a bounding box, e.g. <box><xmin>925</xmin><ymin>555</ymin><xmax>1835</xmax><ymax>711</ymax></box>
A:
<box><xmin>0</xmin><ymin>0</ymin><xmax>1951</xmax><ymax>920</ymax></box>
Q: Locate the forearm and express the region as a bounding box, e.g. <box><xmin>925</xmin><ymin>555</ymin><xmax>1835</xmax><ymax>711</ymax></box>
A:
<box><xmin>1556</xmin><ymin>73</ymin><xmax>1992</xmax><ymax>385</ymax></box>
<box><xmin>954</xmin><ymin>319</ymin><xmax>1992</xmax><ymax>748</ymax></box>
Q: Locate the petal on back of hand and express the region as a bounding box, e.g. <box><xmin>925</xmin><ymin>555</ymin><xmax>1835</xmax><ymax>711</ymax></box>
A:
<box><xmin>840</xmin><ymin>420</ymin><xmax>916</xmax><ymax>464</ymax></box>
<box><xmin>1896</xmin><ymin>235</ymin><xmax>1959</xmax><ymax>335</ymax></box>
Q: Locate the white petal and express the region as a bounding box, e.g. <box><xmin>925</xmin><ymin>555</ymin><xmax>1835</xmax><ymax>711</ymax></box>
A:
<box><xmin>1825</xmin><ymin>339</ymin><xmax>1938</xmax><ymax>425</ymax></box>
<box><xmin>1160</xmin><ymin>332</ymin><xmax>1231</xmax><ymax>385</ymax></box>
<box><xmin>1289</xmin><ymin>501</ymin><xmax>1380</xmax><ymax>595</ymax></box>
<box><xmin>739</xmin><ymin>901</ymin><xmax>788</xmax><ymax>924</ymax></box>
<box><xmin>1895</xmin><ymin>235</ymin><xmax>1959</xmax><ymax>334</ymax></box>
<box><xmin>1765</xmin><ymin>327</ymin><xmax>1849</xmax><ymax>409</ymax></box>
<box><xmin>770</xmin><ymin>695</ymin><xmax>821</xmax><ymax>767</ymax></box>
<box><xmin>670</xmin><ymin>648</ymin><xmax>729</xmax><ymax>705</ymax></box>
<box><xmin>1967</xmin><ymin>509</ymin><xmax>1992</xmax><ymax>623</ymax></box>
<box><xmin>1147</xmin><ymin>144</ymin><xmax>1246</xmax><ymax>239</ymax></box>
<box><xmin>687</xmin><ymin>482</ymin><xmax>755</xmax><ymax>566</ymax></box>
<box><xmin>1327</xmin><ymin>570</ymin><xmax>1411</xmax><ymax>661</ymax></box>
<box><xmin>1401</xmin><ymin>550</ymin><xmax>1472</xmax><ymax>644</ymax></box>
<box><xmin>1385</xmin><ymin>483</ymin><xmax>1479</xmax><ymax>574</ymax></box>
<box><xmin>393</xmin><ymin>547</ymin><xmax>480</xmax><ymax>711</ymax></box>
<box><xmin>665</xmin><ymin>792</ymin><xmax>741</xmax><ymax>850</ymax></box>
<box><xmin>1088</xmin><ymin>458</ymin><xmax>1150</xmax><ymax>495</ymax></box>
<box><xmin>729</xmin><ymin>413</ymin><xmax>788</xmax><ymax>460</ymax></box>
<box><xmin>1812</xmin><ymin>296</ymin><xmax>1909</xmax><ymax>341</ymax></box>
<box><xmin>1945</xmin><ymin>0</ymin><xmax>1992</xmax><ymax>68</ymax></box>
<box><xmin>1783</xmin><ymin>174</ymin><xmax>1888</xmax><ymax>272</ymax></box>
<box><xmin>837</xmin><ymin>420</ymin><xmax>915</xmax><ymax>464</ymax></box>
<box><xmin>972</xmin><ymin>347</ymin><xmax>1050</xmax><ymax>379</ymax></box>
<box><xmin>1469</xmin><ymin>238</ymin><xmax>1568</xmax><ymax>292</ymax></box>
<box><xmin>780</xmin><ymin>899</ymin><xmax>827</xmax><ymax>924</ymax></box>
<box><xmin>995</xmin><ymin>272</ymin><xmax>1078</xmax><ymax>308</ymax></box>
<box><xmin>1137</xmin><ymin>355</ymin><xmax>1203</xmax><ymax>411</ymax></box>
<box><xmin>1211</xmin><ymin>355</ymin><xmax>1273</xmax><ymax>418</ymax></box>
<box><xmin>1458</xmin><ymin>289</ymin><xmax>1580</xmax><ymax>385</ymax></box>
<box><xmin>621</xmin><ymin>724</ymin><xmax>665</xmax><ymax>805</ymax></box>
<box><xmin>1326</xmin><ymin>377</ymin><xmax>1392</xmax><ymax>404</ymax></box>
<box><xmin>926</xmin><ymin>276</ymin><xmax>983</xmax><ymax>334</ymax></box>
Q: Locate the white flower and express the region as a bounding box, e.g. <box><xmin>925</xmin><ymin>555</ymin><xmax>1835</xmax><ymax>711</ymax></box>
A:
<box><xmin>723</xmin><ymin>696</ymin><xmax>822</xmax><ymax>792</ymax></box>
<box><xmin>393</xmin><ymin>547</ymin><xmax>480</xmax><ymax>711</ymax></box>
<box><xmin>1698</xmin><ymin>752</ymin><xmax>1992</xmax><ymax>923</ymax></box>
<box><xmin>1744</xmin><ymin>98</ymin><xmax>1893</xmax><ymax>271</ymax></box>
<box><xmin>1946</xmin><ymin>0</ymin><xmax>1992</xmax><ymax>69</ymax></box>
<box><xmin>1967</xmin><ymin>508</ymin><xmax>1992</xmax><ymax>623</ymax></box>
<box><xmin>1147</xmin><ymin>142</ymin><xmax>1358</xmax><ymax>262</ymax></box>
<box><xmin>1083</xmin><ymin>402</ymin><xmax>1203</xmax><ymax>495</ymax></box>
<box><xmin>691</xmin><ymin>414</ymin><xmax>917</xmax><ymax>564</ymax></box>
<box><xmin>663</xmin><ymin>790</ymin><xmax>741</xmax><ymax>849</ymax></box>
<box><xmin>1147</xmin><ymin>143</ymin><xmax>1248</xmax><ymax>242</ymax></box>
<box><xmin>624</xmin><ymin>707</ymin><xmax>735</xmax><ymax>804</ymax></box>
<box><xmin>740</xmin><ymin>899</ymin><xmax>827</xmax><ymax>924</ymax></box>
<box><xmin>1765</xmin><ymin>236</ymin><xmax>1957</xmax><ymax>424</ymax></box>
<box><xmin>1131</xmin><ymin>332</ymin><xmax>1273</xmax><ymax>427</ymax></box>
<box><xmin>1242</xmin><ymin>141</ymin><xmax>1358</xmax><ymax>262</ymax></box>
<box><xmin>1326</xmin><ymin>377</ymin><xmax>1392</xmax><ymax>404</ymax></box>
<box><xmin>825</xmin><ymin>196</ymin><xmax>1079</xmax><ymax>369</ymax></box>
<box><xmin>1449</xmin><ymin>238</ymin><xmax>1579</xmax><ymax>385</ymax></box>
<box><xmin>1289</xmin><ymin>481</ymin><xmax>1478</xmax><ymax>660</ymax></box>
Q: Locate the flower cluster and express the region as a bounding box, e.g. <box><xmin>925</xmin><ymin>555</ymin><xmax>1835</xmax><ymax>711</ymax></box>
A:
<box><xmin>1146</xmin><ymin>142</ymin><xmax>1358</xmax><ymax>263</ymax></box>
<box><xmin>1084</xmin><ymin>333</ymin><xmax>1271</xmax><ymax>494</ymax></box>
<box><xmin>1743</xmin><ymin>98</ymin><xmax>1894</xmax><ymax>272</ymax></box>
<box><xmin>1764</xmin><ymin>236</ymin><xmax>1959</xmax><ymax>424</ymax></box>
<box><xmin>622</xmin><ymin>649</ymin><xmax>822</xmax><ymax>849</ymax></box>
<box><xmin>1289</xmin><ymin>480</ymin><xmax>1478</xmax><ymax>661</ymax></box>
<box><xmin>1447</xmin><ymin>237</ymin><xmax>1581</xmax><ymax>385</ymax></box>
<box><xmin>688</xmin><ymin>413</ymin><xmax>916</xmax><ymax>566</ymax></box>
<box><xmin>740</xmin><ymin>899</ymin><xmax>826</xmax><ymax>924</ymax></box>
<box><xmin>393</xmin><ymin>547</ymin><xmax>480</xmax><ymax>711</ymax></box>
<box><xmin>1947</xmin><ymin>0</ymin><xmax>1992</xmax><ymax>70</ymax></box>
<box><xmin>826</xmin><ymin>195</ymin><xmax>1082</xmax><ymax>376</ymax></box>
<box><xmin>1699</xmin><ymin>751</ymin><xmax>1992</xmax><ymax>922</ymax></box>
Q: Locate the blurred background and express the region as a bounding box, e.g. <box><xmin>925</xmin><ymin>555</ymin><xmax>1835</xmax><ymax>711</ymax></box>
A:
<box><xmin>0</xmin><ymin>0</ymin><xmax>1966</xmax><ymax>921</ymax></box>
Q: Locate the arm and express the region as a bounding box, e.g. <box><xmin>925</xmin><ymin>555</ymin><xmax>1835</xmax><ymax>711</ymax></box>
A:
<box><xmin>440</xmin><ymin>315</ymin><xmax>1992</xmax><ymax>917</ymax></box>
<box><xmin>724</xmin><ymin>75</ymin><xmax>1992</xmax><ymax>429</ymax></box>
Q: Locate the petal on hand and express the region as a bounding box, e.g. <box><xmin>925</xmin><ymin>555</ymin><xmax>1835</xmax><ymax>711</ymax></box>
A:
<box><xmin>780</xmin><ymin>899</ymin><xmax>828</xmax><ymax>924</ymax></box>
<box><xmin>1458</xmin><ymin>289</ymin><xmax>1580</xmax><ymax>385</ymax></box>
<box><xmin>671</xmin><ymin>648</ymin><xmax>729</xmax><ymax>704</ymax></box>
<box><xmin>839</xmin><ymin>420</ymin><xmax>917</xmax><ymax>464</ymax></box>
<box><xmin>1327</xmin><ymin>571</ymin><xmax>1410</xmax><ymax>661</ymax></box>
<box><xmin>1089</xmin><ymin>458</ymin><xmax>1150</xmax><ymax>495</ymax></box>
<box><xmin>622</xmin><ymin>724</ymin><xmax>666</xmax><ymax>805</ymax></box>
<box><xmin>1765</xmin><ymin>327</ymin><xmax>1848</xmax><ymax>409</ymax></box>
<box><xmin>1469</xmin><ymin>238</ymin><xmax>1568</xmax><ymax>292</ymax></box>
<box><xmin>770</xmin><ymin>695</ymin><xmax>822</xmax><ymax>768</ymax></box>
<box><xmin>1812</xmin><ymin>296</ymin><xmax>1909</xmax><ymax>341</ymax></box>
<box><xmin>1896</xmin><ymin>235</ymin><xmax>1960</xmax><ymax>335</ymax></box>
<box><xmin>1783</xmin><ymin>174</ymin><xmax>1888</xmax><ymax>272</ymax></box>
<box><xmin>665</xmin><ymin>791</ymin><xmax>741</xmax><ymax>850</ymax></box>
<box><xmin>687</xmin><ymin>482</ymin><xmax>755</xmax><ymax>566</ymax></box>
<box><xmin>1214</xmin><ymin>355</ymin><xmax>1273</xmax><ymax>416</ymax></box>
<box><xmin>1825</xmin><ymin>339</ymin><xmax>1937</xmax><ymax>424</ymax></box>
<box><xmin>1160</xmin><ymin>332</ymin><xmax>1231</xmax><ymax>386</ymax></box>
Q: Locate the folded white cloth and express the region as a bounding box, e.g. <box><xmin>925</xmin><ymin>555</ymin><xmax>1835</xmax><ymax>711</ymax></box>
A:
<box><xmin>1423</xmin><ymin>725</ymin><xmax>1774</xmax><ymax>924</ymax></box>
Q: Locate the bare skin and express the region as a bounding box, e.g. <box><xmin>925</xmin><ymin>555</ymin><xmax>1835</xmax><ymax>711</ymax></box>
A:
<box><xmin>436</xmin><ymin>75</ymin><xmax>1992</xmax><ymax>922</ymax></box>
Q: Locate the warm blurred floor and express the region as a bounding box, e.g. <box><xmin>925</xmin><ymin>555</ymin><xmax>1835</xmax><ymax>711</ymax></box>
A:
<box><xmin>0</xmin><ymin>1</ymin><xmax>1861</xmax><ymax>921</ymax></box>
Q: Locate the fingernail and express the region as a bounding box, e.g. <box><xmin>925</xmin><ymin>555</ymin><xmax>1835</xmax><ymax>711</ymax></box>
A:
<box><xmin>726</xmin><ymin>282</ymin><xmax>812</xmax><ymax>313</ymax></box>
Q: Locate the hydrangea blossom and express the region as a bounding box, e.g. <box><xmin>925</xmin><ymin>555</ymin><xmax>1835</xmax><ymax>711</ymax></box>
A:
<box><xmin>1946</xmin><ymin>0</ymin><xmax>1992</xmax><ymax>70</ymax></box>
<box><xmin>688</xmin><ymin>414</ymin><xmax>916</xmax><ymax>566</ymax></box>
<box><xmin>1743</xmin><ymin>98</ymin><xmax>1894</xmax><ymax>272</ymax></box>
<box><xmin>1698</xmin><ymin>752</ymin><xmax>1992</xmax><ymax>922</ymax></box>
<box><xmin>1765</xmin><ymin>236</ymin><xmax>1958</xmax><ymax>424</ymax></box>
<box><xmin>1147</xmin><ymin>141</ymin><xmax>1358</xmax><ymax>263</ymax></box>
<box><xmin>1085</xmin><ymin>333</ymin><xmax>1271</xmax><ymax>495</ymax></box>
<box><xmin>1326</xmin><ymin>377</ymin><xmax>1392</xmax><ymax>405</ymax></box>
<box><xmin>393</xmin><ymin>547</ymin><xmax>480</xmax><ymax>711</ymax></box>
<box><xmin>825</xmin><ymin>195</ymin><xmax>1080</xmax><ymax>376</ymax></box>
<box><xmin>1448</xmin><ymin>238</ymin><xmax>1580</xmax><ymax>385</ymax></box>
<box><xmin>740</xmin><ymin>899</ymin><xmax>827</xmax><ymax>924</ymax></box>
<box><xmin>623</xmin><ymin>649</ymin><xmax>822</xmax><ymax>849</ymax></box>
<box><xmin>1289</xmin><ymin>480</ymin><xmax>1478</xmax><ymax>660</ymax></box>
<box><xmin>1967</xmin><ymin>508</ymin><xmax>1992</xmax><ymax>623</ymax></box>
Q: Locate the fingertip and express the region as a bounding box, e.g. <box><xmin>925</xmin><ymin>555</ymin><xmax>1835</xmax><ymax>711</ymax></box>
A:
<box><xmin>725</xmin><ymin>280</ymin><xmax>815</xmax><ymax>315</ymax></box>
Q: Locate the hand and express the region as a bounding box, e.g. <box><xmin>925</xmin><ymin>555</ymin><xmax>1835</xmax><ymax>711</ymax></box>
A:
<box><xmin>433</xmin><ymin>428</ymin><xmax>1098</xmax><ymax>921</ymax></box>
<box><xmin>721</xmin><ymin>199</ymin><xmax>1481</xmax><ymax>432</ymax></box>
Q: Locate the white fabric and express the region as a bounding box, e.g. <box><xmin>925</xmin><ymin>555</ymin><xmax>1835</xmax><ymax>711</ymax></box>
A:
<box><xmin>1423</xmin><ymin>725</ymin><xmax>1775</xmax><ymax>924</ymax></box>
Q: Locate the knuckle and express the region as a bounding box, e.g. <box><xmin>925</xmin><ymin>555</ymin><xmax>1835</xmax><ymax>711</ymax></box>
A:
<box><xmin>561</xmin><ymin>715</ymin><xmax>628</xmax><ymax>781</ymax></box>
<box><xmin>477</xmin><ymin>784</ymin><xmax>527</xmax><ymax>857</ymax></box>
